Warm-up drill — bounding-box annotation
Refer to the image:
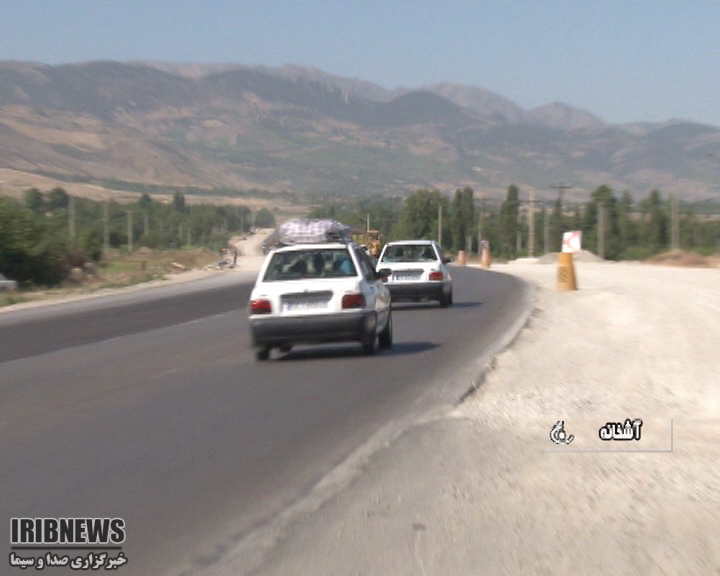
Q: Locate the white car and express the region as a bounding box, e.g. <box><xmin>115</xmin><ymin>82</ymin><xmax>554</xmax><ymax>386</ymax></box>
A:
<box><xmin>248</xmin><ymin>241</ymin><xmax>393</xmax><ymax>361</ymax></box>
<box><xmin>376</xmin><ymin>240</ymin><xmax>453</xmax><ymax>307</ymax></box>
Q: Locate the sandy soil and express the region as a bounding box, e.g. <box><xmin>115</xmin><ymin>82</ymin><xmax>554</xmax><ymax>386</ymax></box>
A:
<box><xmin>238</xmin><ymin>261</ymin><xmax>720</xmax><ymax>576</ymax></box>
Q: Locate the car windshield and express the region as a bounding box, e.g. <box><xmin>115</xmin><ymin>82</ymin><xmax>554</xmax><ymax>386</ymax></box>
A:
<box><xmin>380</xmin><ymin>244</ymin><xmax>437</xmax><ymax>263</ymax></box>
<box><xmin>263</xmin><ymin>248</ymin><xmax>358</xmax><ymax>281</ymax></box>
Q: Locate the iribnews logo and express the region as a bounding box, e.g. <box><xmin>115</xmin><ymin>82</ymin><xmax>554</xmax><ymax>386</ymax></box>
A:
<box><xmin>11</xmin><ymin>518</ymin><xmax>126</xmax><ymax>546</ymax></box>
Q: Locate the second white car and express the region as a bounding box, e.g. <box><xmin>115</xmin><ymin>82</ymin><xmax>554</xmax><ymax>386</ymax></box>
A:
<box><xmin>376</xmin><ymin>240</ymin><xmax>453</xmax><ymax>307</ymax></box>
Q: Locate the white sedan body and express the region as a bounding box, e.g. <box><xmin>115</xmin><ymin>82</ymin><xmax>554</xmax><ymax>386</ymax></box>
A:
<box><xmin>376</xmin><ymin>240</ymin><xmax>453</xmax><ymax>307</ymax></box>
<box><xmin>248</xmin><ymin>242</ymin><xmax>392</xmax><ymax>359</ymax></box>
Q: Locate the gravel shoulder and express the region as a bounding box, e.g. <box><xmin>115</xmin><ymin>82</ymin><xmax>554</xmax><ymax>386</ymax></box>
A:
<box><xmin>237</xmin><ymin>261</ymin><xmax>720</xmax><ymax>576</ymax></box>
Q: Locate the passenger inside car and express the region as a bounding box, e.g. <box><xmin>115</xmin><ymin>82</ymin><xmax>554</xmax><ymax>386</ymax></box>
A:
<box><xmin>332</xmin><ymin>256</ymin><xmax>355</xmax><ymax>276</ymax></box>
<box><xmin>312</xmin><ymin>253</ymin><xmax>325</xmax><ymax>276</ymax></box>
<box><xmin>289</xmin><ymin>260</ymin><xmax>308</xmax><ymax>276</ymax></box>
<box><xmin>421</xmin><ymin>247</ymin><xmax>436</xmax><ymax>260</ymax></box>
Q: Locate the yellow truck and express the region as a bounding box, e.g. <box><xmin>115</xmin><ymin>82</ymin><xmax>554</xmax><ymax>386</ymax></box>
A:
<box><xmin>352</xmin><ymin>229</ymin><xmax>384</xmax><ymax>258</ymax></box>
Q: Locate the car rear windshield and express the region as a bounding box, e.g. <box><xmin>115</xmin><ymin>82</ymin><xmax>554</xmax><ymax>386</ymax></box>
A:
<box><xmin>380</xmin><ymin>244</ymin><xmax>437</xmax><ymax>263</ymax></box>
<box><xmin>263</xmin><ymin>248</ymin><xmax>358</xmax><ymax>281</ymax></box>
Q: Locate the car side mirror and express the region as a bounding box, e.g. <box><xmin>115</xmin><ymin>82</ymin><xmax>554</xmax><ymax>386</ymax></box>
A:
<box><xmin>443</xmin><ymin>257</ymin><xmax>452</xmax><ymax>264</ymax></box>
<box><xmin>377</xmin><ymin>268</ymin><xmax>392</xmax><ymax>281</ymax></box>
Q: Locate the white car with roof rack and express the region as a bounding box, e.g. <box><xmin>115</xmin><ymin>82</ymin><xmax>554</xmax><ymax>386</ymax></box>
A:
<box><xmin>375</xmin><ymin>240</ymin><xmax>453</xmax><ymax>307</ymax></box>
<box><xmin>248</xmin><ymin>220</ymin><xmax>393</xmax><ymax>361</ymax></box>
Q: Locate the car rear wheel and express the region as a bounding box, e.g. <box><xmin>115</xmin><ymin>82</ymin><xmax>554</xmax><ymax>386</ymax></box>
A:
<box><xmin>255</xmin><ymin>347</ymin><xmax>271</xmax><ymax>361</ymax></box>
<box><xmin>361</xmin><ymin>327</ymin><xmax>378</xmax><ymax>355</ymax></box>
<box><xmin>439</xmin><ymin>289</ymin><xmax>453</xmax><ymax>308</ymax></box>
<box><xmin>378</xmin><ymin>311</ymin><xmax>393</xmax><ymax>349</ymax></box>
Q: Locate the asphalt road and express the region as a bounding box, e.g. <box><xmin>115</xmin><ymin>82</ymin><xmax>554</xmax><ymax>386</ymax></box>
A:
<box><xmin>0</xmin><ymin>268</ymin><xmax>530</xmax><ymax>576</ymax></box>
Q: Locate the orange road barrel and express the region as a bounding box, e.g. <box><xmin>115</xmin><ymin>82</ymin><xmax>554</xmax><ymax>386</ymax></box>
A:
<box><xmin>557</xmin><ymin>252</ymin><xmax>578</xmax><ymax>291</ymax></box>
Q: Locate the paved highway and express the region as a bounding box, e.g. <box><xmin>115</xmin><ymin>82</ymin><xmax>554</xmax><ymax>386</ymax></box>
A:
<box><xmin>0</xmin><ymin>268</ymin><xmax>531</xmax><ymax>576</ymax></box>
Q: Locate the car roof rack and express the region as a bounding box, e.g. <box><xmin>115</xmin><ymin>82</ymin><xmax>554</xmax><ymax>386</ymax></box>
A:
<box><xmin>276</xmin><ymin>219</ymin><xmax>353</xmax><ymax>246</ymax></box>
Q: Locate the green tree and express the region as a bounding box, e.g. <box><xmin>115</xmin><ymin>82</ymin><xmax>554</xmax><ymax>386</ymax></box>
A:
<box><xmin>618</xmin><ymin>191</ymin><xmax>636</xmax><ymax>251</ymax></box>
<box><xmin>646</xmin><ymin>189</ymin><xmax>668</xmax><ymax>248</ymax></box>
<box><xmin>499</xmin><ymin>185</ymin><xmax>520</xmax><ymax>258</ymax></box>
<box><xmin>460</xmin><ymin>187</ymin><xmax>475</xmax><ymax>251</ymax></box>
<box><xmin>0</xmin><ymin>197</ymin><xmax>70</xmax><ymax>286</ymax></box>
<box><xmin>47</xmin><ymin>187</ymin><xmax>69</xmax><ymax>211</ymax></box>
<box><xmin>451</xmin><ymin>188</ymin><xmax>465</xmax><ymax>251</ymax></box>
<box><xmin>24</xmin><ymin>188</ymin><xmax>45</xmax><ymax>214</ymax></box>
<box><xmin>398</xmin><ymin>189</ymin><xmax>449</xmax><ymax>244</ymax></box>
<box><xmin>587</xmin><ymin>185</ymin><xmax>621</xmax><ymax>258</ymax></box>
<box><xmin>254</xmin><ymin>208</ymin><xmax>276</xmax><ymax>228</ymax></box>
<box><xmin>549</xmin><ymin>196</ymin><xmax>564</xmax><ymax>253</ymax></box>
<box><xmin>680</xmin><ymin>206</ymin><xmax>697</xmax><ymax>248</ymax></box>
<box><xmin>173</xmin><ymin>191</ymin><xmax>186</xmax><ymax>213</ymax></box>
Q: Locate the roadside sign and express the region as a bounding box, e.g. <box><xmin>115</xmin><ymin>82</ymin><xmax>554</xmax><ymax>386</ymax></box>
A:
<box><xmin>562</xmin><ymin>231</ymin><xmax>582</xmax><ymax>253</ymax></box>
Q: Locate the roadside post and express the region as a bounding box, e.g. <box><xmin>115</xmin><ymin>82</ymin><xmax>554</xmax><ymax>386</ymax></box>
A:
<box><xmin>480</xmin><ymin>240</ymin><xmax>491</xmax><ymax>268</ymax></box>
<box><xmin>557</xmin><ymin>252</ymin><xmax>578</xmax><ymax>291</ymax></box>
<box><xmin>557</xmin><ymin>231</ymin><xmax>580</xmax><ymax>291</ymax></box>
<box><xmin>456</xmin><ymin>250</ymin><xmax>466</xmax><ymax>266</ymax></box>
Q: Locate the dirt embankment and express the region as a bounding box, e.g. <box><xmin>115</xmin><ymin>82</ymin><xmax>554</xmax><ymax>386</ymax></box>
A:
<box><xmin>645</xmin><ymin>249</ymin><xmax>720</xmax><ymax>268</ymax></box>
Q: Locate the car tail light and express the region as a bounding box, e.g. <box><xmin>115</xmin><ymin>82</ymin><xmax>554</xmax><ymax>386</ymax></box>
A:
<box><xmin>342</xmin><ymin>293</ymin><xmax>366</xmax><ymax>309</ymax></box>
<box><xmin>250</xmin><ymin>299</ymin><xmax>272</xmax><ymax>314</ymax></box>
<box><xmin>429</xmin><ymin>272</ymin><xmax>444</xmax><ymax>281</ymax></box>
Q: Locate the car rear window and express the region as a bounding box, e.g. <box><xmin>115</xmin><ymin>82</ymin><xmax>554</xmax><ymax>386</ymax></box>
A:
<box><xmin>380</xmin><ymin>244</ymin><xmax>438</xmax><ymax>263</ymax></box>
<box><xmin>263</xmin><ymin>248</ymin><xmax>358</xmax><ymax>281</ymax></box>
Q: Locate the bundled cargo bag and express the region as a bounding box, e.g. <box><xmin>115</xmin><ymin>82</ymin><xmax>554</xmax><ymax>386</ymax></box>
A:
<box><xmin>277</xmin><ymin>219</ymin><xmax>352</xmax><ymax>245</ymax></box>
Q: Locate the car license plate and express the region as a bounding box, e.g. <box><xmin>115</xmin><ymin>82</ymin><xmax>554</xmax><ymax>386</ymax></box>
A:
<box><xmin>283</xmin><ymin>299</ymin><xmax>327</xmax><ymax>312</ymax></box>
<box><xmin>394</xmin><ymin>274</ymin><xmax>415</xmax><ymax>282</ymax></box>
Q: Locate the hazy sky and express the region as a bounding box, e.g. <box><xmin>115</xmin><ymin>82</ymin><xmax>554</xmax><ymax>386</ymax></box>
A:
<box><xmin>1</xmin><ymin>0</ymin><xmax>719</xmax><ymax>126</ymax></box>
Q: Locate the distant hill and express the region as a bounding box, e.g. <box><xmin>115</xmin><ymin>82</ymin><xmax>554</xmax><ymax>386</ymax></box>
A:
<box><xmin>1</xmin><ymin>60</ymin><xmax>719</xmax><ymax>202</ymax></box>
<box><xmin>526</xmin><ymin>102</ymin><xmax>606</xmax><ymax>131</ymax></box>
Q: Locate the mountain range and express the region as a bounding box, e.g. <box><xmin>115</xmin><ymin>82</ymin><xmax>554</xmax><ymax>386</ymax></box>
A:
<box><xmin>1</xmin><ymin>60</ymin><xmax>719</xmax><ymax>204</ymax></box>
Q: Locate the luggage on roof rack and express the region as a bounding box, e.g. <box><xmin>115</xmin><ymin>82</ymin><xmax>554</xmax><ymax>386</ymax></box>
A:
<box><xmin>277</xmin><ymin>219</ymin><xmax>353</xmax><ymax>246</ymax></box>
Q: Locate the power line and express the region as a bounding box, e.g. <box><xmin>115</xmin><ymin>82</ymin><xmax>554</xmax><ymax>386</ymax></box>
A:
<box><xmin>551</xmin><ymin>183</ymin><xmax>573</xmax><ymax>205</ymax></box>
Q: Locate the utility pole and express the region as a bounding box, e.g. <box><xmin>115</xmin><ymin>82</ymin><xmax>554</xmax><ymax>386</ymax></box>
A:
<box><xmin>477</xmin><ymin>208</ymin><xmax>483</xmax><ymax>258</ymax></box>
<box><xmin>551</xmin><ymin>183</ymin><xmax>573</xmax><ymax>208</ymax></box>
<box><xmin>103</xmin><ymin>201</ymin><xmax>110</xmax><ymax>254</ymax></box>
<box><xmin>144</xmin><ymin>212</ymin><xmax>149</xmax><ymax>236</ymax></box>
<box><xmin>528</xmin><ymin>189</ymin><xmax>536</xmax><ymax>257</ymax></box>
<box><xmin>68</xmin><ymin>195</ymin><xmax>76</xmax><ymax>242</ymax></box>
<box><xmin>438</xmin><ymin>202</ymin><xmax>443</xmax><ymax>244</ymax></box>
<box><xmin>671</xmin><ymin>195</ymin><xmax>680</xmax><ymax>250</ymax></box>
<box><xmin>550</xmin><ymin>184</ymin><xmax>572</xmax><ymax>254</ymax></box>
<box><xmin>598</xmin><ymin>202</ymin><xmax>605</xmax><ymax>259</ymax></box>
<box><xmin>516</xmin><ymin>199</ymin><xmax>522</xmax><ymax>254</ymax></box>
<box><xmin>187</xmin><ymin>229</ymin><xmax>191</xmax><ymax>246</ymax></box>
<box><xmin>366</xmin><ymin>213</ymin><xmax>370</xmax><ymax>234</ymax></box>
<box><xmin>179</xmin><ymin>223</ymin><xmax>183</xmax><ymax>244</ymax></box>
<box><xmin>544</xmin><ymin>206</ymin><xmax>550</xmax><ymax>254</ymax></box>
<box><xmin>127</xmin><ymin>210</ymin><xmax>133</xmax><ymax>253</ymax></box>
